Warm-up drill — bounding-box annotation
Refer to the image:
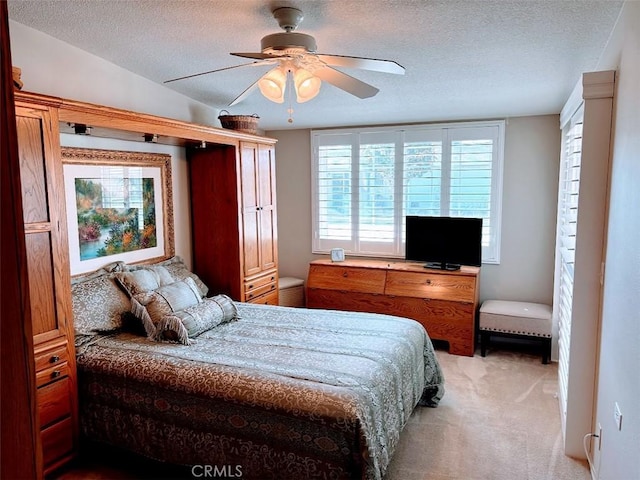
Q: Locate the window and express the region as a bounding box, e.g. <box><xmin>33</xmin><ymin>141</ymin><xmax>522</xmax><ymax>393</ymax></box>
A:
<box><xmin>98</xmin><ymin>166</ymin><xmax>146</xmax><ymax>231</ymax></box>
<box><xmin>312</xmin><ymin>121</ymin><xmax>504</xmax><ymax>263</ymax></box>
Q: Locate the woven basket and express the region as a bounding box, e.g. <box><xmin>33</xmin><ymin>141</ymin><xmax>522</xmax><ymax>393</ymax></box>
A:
<box><xmin>218</xmin><ymin>110</ymin><xmax>260</xmax><ymax>134</ymax></box>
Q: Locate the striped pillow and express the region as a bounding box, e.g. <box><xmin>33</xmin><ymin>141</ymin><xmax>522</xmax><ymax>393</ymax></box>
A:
<box><xmin>155</xmin><ymin>295</ymin><xmax>239</xmax><ymax>345</ymax></box>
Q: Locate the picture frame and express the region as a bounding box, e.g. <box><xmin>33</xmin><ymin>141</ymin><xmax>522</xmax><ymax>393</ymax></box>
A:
<box><xmin>61</xmin><ymin>147</ymin><xmax>175</xmax><ymax>275</ymax></box>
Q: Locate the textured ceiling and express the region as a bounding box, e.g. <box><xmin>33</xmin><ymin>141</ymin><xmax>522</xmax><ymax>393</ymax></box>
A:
<box><xmin>8</xmin><ymin>0</ymin><xmax>623</xmax><ymax>131</ymax></box>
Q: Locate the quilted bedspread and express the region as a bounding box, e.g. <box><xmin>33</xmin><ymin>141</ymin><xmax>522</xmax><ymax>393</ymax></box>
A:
<box><xmin>76</xmin><ymin>303</ymin><xmax>444</xmax><ymax>479</ymax></box>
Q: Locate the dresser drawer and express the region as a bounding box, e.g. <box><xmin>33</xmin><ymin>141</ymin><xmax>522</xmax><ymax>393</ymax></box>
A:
<box><xmin>247</xmin><ymin>289</ymin><xmax>279</xmax><ymax>305</ymax></box>
<box><xmin>244</xmin><ymin>272</ymin><xmax>277</xmax><ymax>293</ymax></box>
<box><xmin>245</xmin><ymin>281</ymin><xmax>277</xmax><ymax>301</ymax></box>
<box><xmin>307</xmin><ymin>265</ymin><xmax>386</xmax><ymax>294</ymax></box>
<box><xmin>385</xmin><ymin>271</ymin><xmax>476</xmax><ymax>302</ymax></box>
<box><xmin>41</xmin><ymin>416</ymin><xmax>74</xmax><ymax>469</ymax></box>
<box><xmin>36</xmin><ymin>361</ymin><xmax>70</xmax><ymax>388</ymax></box>
<box><xmin>38</xmin><ymin>376</ymin><xmax>72</xmax><ymax>428</ymax></box>
<box><xmin>34</xmin><ymin>344</ymin><xmax>68</xmax><ymax>373</ymax></box>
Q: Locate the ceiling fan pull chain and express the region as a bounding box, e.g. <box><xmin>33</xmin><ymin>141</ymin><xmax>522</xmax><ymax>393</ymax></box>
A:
<box><xmin>287</xmin><ymin>69</ymin><xmax>294</xmax><ymax>123</ymax></box>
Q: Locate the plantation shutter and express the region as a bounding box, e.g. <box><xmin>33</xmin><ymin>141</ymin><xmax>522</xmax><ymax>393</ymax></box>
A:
<box><xmin>358</xmin><ymin>131</ymin><xmax>397</xmax><ymax>255</ymax></box>
<box><xmin>552</xmin><ymin>70</ymin><xmax>614</xmax><ymax>457</ymax></box>
<box><xmin>312</xmin><ymin>121</ymin><xmax>504</xmax><ymax>261</ymax></box>
<box><xmin>447</xmin><ymin>126</ymin><xmax>503</xmax><ymax>263</ymax></box>
<box><xmin>402</xmin><ymin>129</ymin><xmax>443</xmax><ymax>243</ymax></box>
<box><xmin>556</xmin><ymin>108</ymin><xmax>583</xmax><ymax>436</ymax></box>
<box><xmin>314</xmin><ymin>133</ymin><xmax>355</xmax><ymax>252</ymax></box>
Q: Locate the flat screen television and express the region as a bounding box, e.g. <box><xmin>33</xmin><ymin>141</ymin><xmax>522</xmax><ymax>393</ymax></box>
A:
<box><xmin>405</xmin><ymin>215</ymin><xmax>483</xmax><ymax>270</ymax></box>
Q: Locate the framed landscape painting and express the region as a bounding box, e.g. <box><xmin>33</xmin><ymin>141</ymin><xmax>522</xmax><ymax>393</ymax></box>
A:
<box><xmin>61</xmin><ymin>147</ymin><xmax>175</xmax><ymax>275</ymax></box>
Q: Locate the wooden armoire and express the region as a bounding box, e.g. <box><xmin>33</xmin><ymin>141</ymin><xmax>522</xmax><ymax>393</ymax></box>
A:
<box><xmin>188</xmin><ymin>141</ymin><xmax>279</xmax><ymax>305</ymax></box>
<box><xmin>14</xmin><ymin>97</ymin><xmax>78</xmax><ymax>475</ymax></box>
<box><xmin>7</xmin><ymin>81</ymin><xmax>279</xmax><ymax>477</ymax></box>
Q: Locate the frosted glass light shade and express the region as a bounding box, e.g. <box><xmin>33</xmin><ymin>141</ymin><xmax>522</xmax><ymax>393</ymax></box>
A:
<box><xmin>294</xmin><ymin>68</ymin><xmax>321</xmax><ymax>103</ymax></box>
<box><xmin>258</xmin><ymin>67</ymin><xmax>287</xmax><ymax>103</ymax></box>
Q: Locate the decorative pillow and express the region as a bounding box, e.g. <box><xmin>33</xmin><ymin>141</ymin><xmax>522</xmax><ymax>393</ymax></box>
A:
<box><xmin>154</xmin><ymin>294</ymin><xmax>239</xmax><ymax>345</ymax></box>
<box><xmin>71</xmin><ymin>261</ymin><xmax>127</xmax><ymax>285</ymax></box>
<box><xmin>151</xmin><ymin>256</ymin><xmax>209</xmax><ymax>298</ymax></box>
<box><xmin>143</xmin><ymin>264</ymin><xmax>175</xmax><ymax>286</ymax></box>
<box><xmin>209</xmin><ymin>294</ymin><xmax>239</xmax><ymax>321</ymax></box>
<box><xmin>133</xmin><ymin>277</ymin><xmax>203</xmax><ymax>336</ymax></box>
<box><xmin>114</xmin><ymin>266</ymin><xmax>173</xmax><ymax>297</ymax></box>
<box><xmin>71</xmin><ymin>263</ymin><xmax>131</xmax><ymax>335</ymax></box>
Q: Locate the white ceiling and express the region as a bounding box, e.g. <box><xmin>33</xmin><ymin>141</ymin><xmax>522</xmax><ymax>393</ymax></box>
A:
<box><xmin>8</xmin><ymin>0</ymin><xmax>623</xmax><ymax>131</ymax></box>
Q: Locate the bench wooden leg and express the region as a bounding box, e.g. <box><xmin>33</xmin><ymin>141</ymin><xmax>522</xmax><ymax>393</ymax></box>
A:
<box><xmin>480</xmin><ymin>331</ymin><xmax>490</xmax><ymax>357</ymax></box>
<box><xmin>542</xmin><ymin>337</ymin><xmax>551</xmax><ymax>364</ymax></box>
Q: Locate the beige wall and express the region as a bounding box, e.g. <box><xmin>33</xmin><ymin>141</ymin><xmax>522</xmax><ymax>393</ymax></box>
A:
<box><xmin>592</xmin><ymin>2</ymin><xmax>640</xmax><ymax>478</ymax></box>
<box><xmin>9</xmin><ymin>21</ymin><xmax>219</xmax><ymax>125</ymax></box>
<box><xmin>269</xmin><ymin>114</ymin><xmax>561</xmax><ymax>305</ymax></box>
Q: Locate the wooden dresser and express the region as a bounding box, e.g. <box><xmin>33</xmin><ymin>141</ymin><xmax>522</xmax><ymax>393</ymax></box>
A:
<box><xmin>188</xmin><ymin>141</ymin><xmax>279</xmax><ymax>305</ymax></box>
<box><xmin>15</xmin><ymin>98</ymin><xmax>78</xmax><ymax>474</ymax></box>
<box><xmin>306</xmin><ymin>259</ymin><xmax>480</xmax><ymax>356</ymax></box>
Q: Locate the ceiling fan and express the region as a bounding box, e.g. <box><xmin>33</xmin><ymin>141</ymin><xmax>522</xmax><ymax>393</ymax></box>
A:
<box><xmin>164</xmin><ymin>7</ymin><xmax>405</xmax><ymax>107</ymax></box>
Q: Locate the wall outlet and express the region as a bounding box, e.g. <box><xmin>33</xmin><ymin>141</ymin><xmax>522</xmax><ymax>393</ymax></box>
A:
<box><xmin>614</xmin><ymin>402</ymin><xmax>623</xmax><ymax>431</ymax></box>
<box><xmin>598</xmin><ymin>422</ymin><xmax>602</xmax><ymax>450</ymax></box>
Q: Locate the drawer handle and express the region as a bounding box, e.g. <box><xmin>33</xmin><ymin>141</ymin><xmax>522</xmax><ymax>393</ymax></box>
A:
<box><xmin>248</xmin><ymin>293</ymin><xmax>254</xmax><ymax>298</ymax></box>
<box><xmin>342</xmin><ymin>272</ymin><xmax>348</xmax><ymax>278</ymax></box>
<box><xmin>425</xmin><ymin>279</ymin><xmax>432</xmax><ymax>285</ymax></box>
<box><xmin>270</xmin><ymin>284</ymin><xmax>275</xmax><ymax>290</ymax></box>
<box><xmin>271</xmin><ymin>276</ymin><xmax>275</xmax><ymax>281</ymax></box>
<box><xmin>50</xmin><ymin>355</ymin><xmax>60</xmax><ymax>364</ymax></box>
<box><xmin>51</xmin><ymin>370</ymin><xmax>61</xmax><ymax>379</ymax></box>
<box><xmin>248</xmin><ymin>284</ymin><xmax>254</xmax><ymax>289</ymax></box>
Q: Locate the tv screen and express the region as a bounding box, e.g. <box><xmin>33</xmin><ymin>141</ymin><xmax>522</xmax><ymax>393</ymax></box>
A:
<box><xmin>405</xmin><ymin>216</ymin><xmax>482</xmax><ymax>269</ymax></box>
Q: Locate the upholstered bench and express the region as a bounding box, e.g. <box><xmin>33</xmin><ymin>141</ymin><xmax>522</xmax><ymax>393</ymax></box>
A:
<box><xmin>479</xmin><ymin>300</ymin><xmax>552</xmax><ymax>363</ymax></box>
<box><xmin>278</xmin><ymin>277</ymin><xmax>305</xmax><ymax>307</ymax></box>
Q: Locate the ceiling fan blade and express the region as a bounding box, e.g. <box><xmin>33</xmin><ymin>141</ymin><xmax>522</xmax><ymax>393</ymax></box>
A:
<box><xmin>317</xmin><ymin>54</ymin><xmax>405</xmax><ymax>75</ymax></box>
<box><xmin>163</xmin><ymin>60</ymin><xmax>274</xmax><ymax>84</ymax></box>
<box><xmin>313</xmin><ymin>66</ymin><xmax>379</xmax><ymax>99</ymax></box>
<box><xmin>228</xmin><ymin>72</ymin><xmax>267</xmax><ymax>106</ymax></box>
<box><xmin>231</xmin><ymin>52</ymin><xmax>276</xmax><ymax>60</ymax></box>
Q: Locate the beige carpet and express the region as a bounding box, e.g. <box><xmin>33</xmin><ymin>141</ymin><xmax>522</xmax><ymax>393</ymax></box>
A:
<box><xmin>384</xmin><ymin>344</ymin><xmax>590</xmax><ymax>480</ymax></box>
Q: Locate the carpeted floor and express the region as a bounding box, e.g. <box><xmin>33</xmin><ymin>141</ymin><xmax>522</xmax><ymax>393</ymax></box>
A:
<box><xmin>384</xmin><ymin>342</ymin><xmax>591</xmax><ymax>480</ymax></box>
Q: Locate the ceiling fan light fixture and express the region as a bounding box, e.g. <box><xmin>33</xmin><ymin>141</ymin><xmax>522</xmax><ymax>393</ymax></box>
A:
<box><xmin>165</xmin><ymin>6</ymin><xmax>405</xmax><ymax>110</ymax></box>
<box><xmin>294</xmin><ymin>68</ymin><xmax>321</xmax><ymax>103</ymax></box>
<box><xmin>258</xmin><ymin>67</ymin><xmax>287</xmax><ymax>103</ymax></box>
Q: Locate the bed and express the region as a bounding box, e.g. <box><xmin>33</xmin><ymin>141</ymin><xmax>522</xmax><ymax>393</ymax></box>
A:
<box><xmin>71</xmin><ymin>258</ymin><xmax>445</xmax><ymax>480</ymax></box>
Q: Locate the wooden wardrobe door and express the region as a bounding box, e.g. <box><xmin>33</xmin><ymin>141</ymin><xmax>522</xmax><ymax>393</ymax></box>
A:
<box><xmin>257</xmin><ymin>143</ymin><xmax>278</xmax><ymax>272</ymax></box>
<box><xmin>15</xmin><ymin>102</ymin><xmax>78</xmax><ymax>475</ymax></box>
<box><xmin>16</xmin><ymin>107</ymin><xmax>70</xmax><ymax>345</ymax></box>
<box><xmin>240</xmin><ymin>142</ymin><xmax>262</xmax><ymax>278</ymax></box>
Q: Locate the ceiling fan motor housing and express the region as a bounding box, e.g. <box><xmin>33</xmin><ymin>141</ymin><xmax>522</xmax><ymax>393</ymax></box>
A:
<box><xmin>261</xmin><ymin>32</ymin><xmax>317</xmax><ymax>53</ymax></box>
<box><xmin>272</xmin><ymin>7</ymin><xmax>304</xmax><ymax>31</ymax></box>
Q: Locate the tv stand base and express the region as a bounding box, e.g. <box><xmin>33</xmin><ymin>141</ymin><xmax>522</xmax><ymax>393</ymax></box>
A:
<box><xmin>307</xmin><ymin>259</ymin><xmax>480</xmax><ymax>356</ymax></box>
